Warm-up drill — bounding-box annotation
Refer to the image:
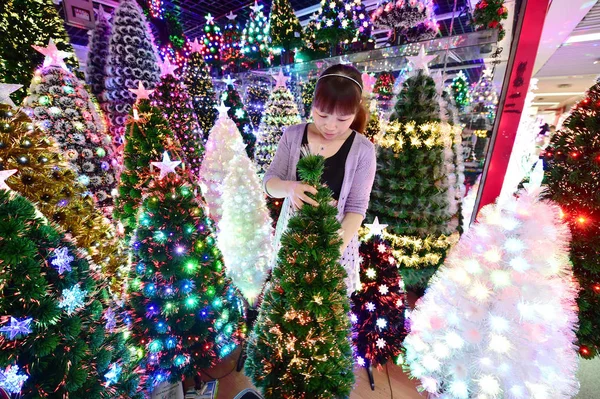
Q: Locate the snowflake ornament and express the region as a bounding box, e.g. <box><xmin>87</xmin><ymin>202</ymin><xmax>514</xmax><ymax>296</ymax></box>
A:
<box><xmin>376</xmin><ymin>318</ymin><xmax>387</xmax><ymax>329</ymax></box>
<box><xmin>104</xmin><ymin>363</ymin><xmax>122</xmax><ymax>386</ymax></box>
<box><xmin>104</xmin><ymin>308</ymin><xmax>117</xmax><ymax>331</ymax></box>
<box><xmin>376</xmin><ymin>338</ymin><xmax>386</xmax><ymax>349</ymax></box>
<box><xmin>51</xmin><ymin>247</ymin><xmax>73</xmax><ymax>274</ymax></box>
<box><xmin>0</xmin><ymin>317</ymin><xmax>32</xmax><ymax>340</ymax></box>
<box><xmin>366</xmin><ymin>302</ymin><xmax>376</xmax><ymax>312</ymax></box>
<box><xmin>58</xmin><ymin>284</ymin><xmax>87</xmax><ymax>315</ymax></box>
<box><xmin>366</xmin><ymin>268</ymin><xmax>377</xmax><ymax>279</ymax></box>
<box><xmin>379</xmin><ymin>284</ymin><xmax>389</xmax><ymax>295</ymax></box>
<box><xmin>0</xmin><ymin>365</ymin><xmax>28</xmax><ymax>394</ymax></box>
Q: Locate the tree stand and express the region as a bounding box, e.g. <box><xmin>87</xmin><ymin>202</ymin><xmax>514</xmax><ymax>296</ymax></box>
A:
<box><xmin>365</xmin><ymin>363</ymin><xmax>375</xmax><ymax>390</ymax></box>
<box><xmin>236</xmin><ymin>307</ymin><xmax>259</xmax><ymax>372</ymax></box>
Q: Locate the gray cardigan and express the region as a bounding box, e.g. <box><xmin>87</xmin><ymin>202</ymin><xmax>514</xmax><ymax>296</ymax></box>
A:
<box><xmin>263</xmin><ymin>123</ymin><xmax>377</xmax><ymax>218</ymax></box>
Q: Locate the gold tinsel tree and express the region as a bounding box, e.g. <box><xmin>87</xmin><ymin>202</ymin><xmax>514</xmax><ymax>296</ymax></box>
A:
<box><xmin>0</xmin><ymin>97</ymin><xmax>127</xmax><ymax>294</ymax></box>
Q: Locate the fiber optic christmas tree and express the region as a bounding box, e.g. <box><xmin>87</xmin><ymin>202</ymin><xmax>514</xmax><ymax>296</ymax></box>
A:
<box><xmin>0</xmin><ymin>189</ymin><xmax>143</xmax><ymax>398</ymax></box>
<box><xmin>113</xmin><ymin>84</ymin><xmax>183</xmax><ymax>237</ymax></box>
<box><xmin>371</xmin><ymin>0</ymin><xmax>437</xmax><ymax>44</ymax></box>
<box><xmin>544</xmin><ymin>79</ymin><xmax>600</xmax><ymax>358</ymax></box>
<box><xmin>245</xmin><ymin>153</ymin><xmax>354</xmax><ymax>398</ymax></box>
<box><xmin>150</xmin><ymin>59</ymin><xmax>204</xmax><ymax>179</ymax></box>
<box><xmin>297</xmin><ymin>18</ymin><xmax>331</xmax><ymax>62</ymax></box>
<box><xmin>255</xmin><ymin>71</ymin><xmax>301</xmax><ymax>175</ymax></box>
<box><xmin>469</xmin><ymin>68</ymin><xmax>498</xmax><ymax>122</ymax></box>
<box><xmin>86</xmin><ymin>7</ymin><xmax>111</xmax><ymax>99</ymax></box>
<box><xmin>102</xmin><ymin>0</ymin><xmax>161</xmax><ymax>163</ymax></box>
<box><xmin>300</xmin><ymin>78</ymin><xmax>317</xmax><ymax>119</ymax></box>
<box><xmin>374</xmin><ymin>72</ymin><xmax>395</xmax><ymax>102</ymax></box>
<box><xmin>183</xmin><ymin>40</ymin><xmax>218</xmax><ymax>141</ymax></box>
<box><xmin>24</xmin><ymin>43</ymin><xmax>117</xmax><ymax>208</ymax></box>
<box><xmin>350</xmin><ymin>220</ymin><xmax>408</xmax><ymax>368</ymax></box>
<box><xmin>450</xmin><ymin>71</ymin><xmax>469</xmax><ymax>111</ymax></box>
<box><xmin>199</xmin><ymin>104</ymin><xmax>246</xmax><ymax>223</ymax></box>
<box><xmin>368</xmin><ymin>49</ymin><xmax>454</xmax><ymax>291</ymax></box>
<box><xmin>313</xmin><ymin>0</ymin><xmax>357</xmax><ymax>53</ymax></box>
<box><xmin>0</xmin><ymin>0</ymin><xmax>79</xmax><ymax>104</ymax></box>
<box><xmin>350</xmin><ymin>0</ymin><xmax>374</xmax><ymax>51</ymax></box>
<box><xmin>269</xmin><ymin>0</ymin><xmax>303</xmax><ymax>55</ymax></box>
<box><xmin>200</xmin><ymin>14</ymin><xmax>223</xmax><ymax>71</ymax></box>
<box><xmin>403</xmin><ymin>190</ymin><xmax>580</xmax><ymax>398</ymax></box>
<box><xmin>241</xmin><ymin>1</ymin><xmax>271</xmax><ymax>68</ymax></box>
<box><xmin>245</xmin><ymin>82</ymin><xmax>270</xmax><ymax>129</ymax></box>
<box><xmin>221</xmin><ymin>12</ymin><xmax>243</xmax><ymax>74</ymax></box>
<box><xmin>127</xmin><ymin>151</ymin><xmax>241</xmax><ymax>387</ymax></box>
<box><xmin>364</xmin><ymin>104</ymin><xmax>381</xmax><ymax>143</ymax></box>
<box><xmin>219</xmin><ymin>139</ymin><xmax>274</xmax><ymax>306</ymax></box>
<box><xmin>0</xmin><ymin>86</ymin><xmax>127</xmax><ymax>294</ymax></box>
<box><xmin>221</xmin><ymin>76</ymin><xmax>255</xmax><ymax>159</ymax></box>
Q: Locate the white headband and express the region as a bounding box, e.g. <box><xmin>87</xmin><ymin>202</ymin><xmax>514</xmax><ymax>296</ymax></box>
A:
<box><xmin>317</xmin><ymin>73</ymin><xmax>363</xmax><ymax>92</ymax></box>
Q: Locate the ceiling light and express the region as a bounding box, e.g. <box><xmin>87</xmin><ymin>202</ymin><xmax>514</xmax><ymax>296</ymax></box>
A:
<box><xmin>565</xmin><ymin>33</ymin><xmax>600</xmax><ymax>44</ymax></box>
<box><xmin>533</xmin><ymin>92</ymin><xmax>584</xmax><ymax>96</ymax></box>
<box><xmin>532</xmin><ymin>102</ymin><xmax>560</xmax><ymax>106</ymax></box>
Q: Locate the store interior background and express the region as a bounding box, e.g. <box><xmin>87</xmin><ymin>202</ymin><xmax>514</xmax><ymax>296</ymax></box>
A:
<box><xmin>46</xmin><ymin>0</ymin><xmax>600</xmax><ymax>396</ymax></box>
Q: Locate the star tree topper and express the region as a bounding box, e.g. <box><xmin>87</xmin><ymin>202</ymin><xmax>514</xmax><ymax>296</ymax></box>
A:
<box><xmin>273</xmin><ymin>70</ymin><xmax>290</xmax><ymax>88</ymax></box>
<box><xmin>205</xmin><ymin>13</ymin><xmax>215</xmax><ymax>24</ymax></box>
<box><xmin>365</xmin><ymin>216</ymin><xmax>388</xmax><ymax>237</ymax></box>
<box><xmin>250</xmin><ymin>0</ymin><xmax>264</xmax><ymax>13</ymax></box>
<box><xmin>0</xmin><ymin>169</ymin><xmax>17</xmax><ymax>191</ymax></box>
<box><xmin>406</xmin><ymin>45</ymin><xmax>438</xmax><ymax>75</ymax></box>
<box><xmin>226</xmin><ymin>11</ymin><xmax>237</xmax><ymax>20</ymax></box>
<box><xmin>215</xmin><ymin>101</ymin><xmax>231</xmax><ymax>118</ymax></box>
<box><xmin>159</xmin><ymin>58</ymin><xmax>178</xmax><ymax>78</ymax></box>
<box><xmin>128</xmin><ymin>81</ymin><xmax>154</xmax><ymax>101</ymax></box>
<box><xmin>0</xmin><ymin>83</ymin><xmax>23</xmax><ymax>108</ymax></box>
<box><xmin>31</xmin><ymin>39</ymin><xmax>72</xmax><ymax>70</ymax></box>
<box><xmin>190</xmin><ymin>37</ymin><xmax>203</xmax><ymax>53</ymax></box>
<box><xmin>223</xmin><ymin>75</ymin><xmax>237</xmax><ymax>87</ymax></box>
<box><xmin>151</xmin><ymin>151</ymin><xmax>181</xmax><ymax>179</ymax></box>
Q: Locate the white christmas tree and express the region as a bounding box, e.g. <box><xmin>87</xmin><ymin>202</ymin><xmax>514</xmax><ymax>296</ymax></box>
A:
<box><xmin>199</xmin><ymin>102</ymin><xmax>245</xmax><ymax>223</ymax></box>
<box><xmin>255</xmin><ymin>71</ymin><xmax>301</xmax><ymax>175</ymax></box>
<box><xmin>218</xmin><ymin>139</ymin><xmax>274</xmax><ymax>306</ymax></box>
<box><xmin>403</xmin><ymin>188</ymin><xmax>580</xmax><ymax>398</ymax></box>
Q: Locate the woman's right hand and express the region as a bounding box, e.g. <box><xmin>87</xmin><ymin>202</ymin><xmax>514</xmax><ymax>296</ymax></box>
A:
<box><xmin>286</xmin><ymin>181</ymin><xmax>318</xmax><ymax>209</ymax></box>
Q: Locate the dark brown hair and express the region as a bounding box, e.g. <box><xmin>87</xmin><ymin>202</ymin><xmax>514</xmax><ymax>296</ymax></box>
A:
<box><xmin>312</xmin><ymin>64</ymin><xmax>368</xmax><ymax>133</ymax></box>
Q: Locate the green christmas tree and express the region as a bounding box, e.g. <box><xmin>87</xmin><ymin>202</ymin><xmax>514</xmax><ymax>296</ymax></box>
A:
<box><xmin>183</xmin><ymin>42</ymin><xmax>218</xmax><ymax>141</ymax></box>
<box><xmin>221</xmin><ymin>76</ymin><xmax>255</xmax><ymax>159</ymax></box>
<box><xmin>245</xmin><ymin>153</ymin><xmax>354</xmax><ymax>397</ymax></box>
<box><xmin>269</xmin><ymin>0</ymin><xmax>303</xmax><ymax>53</ymax></box>
<box><xmin>0</xmin><ymin>189</ymin><xmax>142</xmax><ymax>398</ymax></box>
<box><xmin>543</xmin><ymin>79</ymin><xmax>600</xmax><ymax>359</ymax></box>
<box><xmin>300</xmin><ymin>78</ymin><xmax>317</xmax><ymax>119</ymax></box>
<box><xmin>450</xmin><ymin>71</ymin><xmax>469</xmax><ymax>111</ymax></box>
<box><xmin>240</xmin><ymin>0</ymin><xmax>271</xmax><ymax>67</ymax></box>
<box><xmin>113</xmin><ymin>90</ymin><xmax>183</xmax><ymax>238</ymax></box>
<box><xmin>246</xmin><ymin>83</ymin><xmax>270</xmax><ymax>129</ymax></box>
<box><xmin>255</xmin><ymin>72</ymin><xmax>301</xmax><ymax>175</ymax></box>
<box><xmin>200</xmin><ymin>14</ymin><xmax>223</xmax><ymax>71</ymax></box>
<box><xmin>0</xmin><ymin>0</ymin><xmax>79</xmax><ymax>103</ymax></box>
<box><xmin>364</xmin><ymin>108</ymin><xmax>381</xmax><ymax>142</ymax></box>
<box><xmin>297</xmin><ymin>18</ymin><xmax>331</xmax><ymax>62</ymax></box>
<box><xmin>127</xmin><ymin>150</ymin><xmax>242</xmax><ymax>387</ymax></box>
<box><xmin>0</xmin><ymin>88</ymin><xmax>127</xmax><ymax>295</ymax></box>
<box><xmin>368</xmin><ymin>63</ymin><xmax>454</xmax><ymax>291</ymax></box>
<box><xmin>150</xmin><ymin>59</ymin><xmax>204</xmax><ymax>179</ymax></box>
<box><xmin>313</xmin><ymin>0</ymin><xmax>357</xmax><ymax>50</ymax></box>
<box><xmin>24</xmin><ymin>45</ymin><xmax>117</xmax><ymax>209</ymax></box>
<box><xmin>221</xmin><ymin>11</ymin><xmax>243</xmax><ymax>74</ymax></box>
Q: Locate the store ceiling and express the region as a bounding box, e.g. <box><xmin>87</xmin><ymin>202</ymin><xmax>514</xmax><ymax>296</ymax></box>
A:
<box><xmin>533</xmin><ymin>0</ymin><xmax>600</xmax><ymax>112</ymax></box>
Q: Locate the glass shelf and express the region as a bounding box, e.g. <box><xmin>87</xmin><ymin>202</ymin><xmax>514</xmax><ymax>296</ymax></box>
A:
<box><xmin>240</xmin><ymin>29</ymin><xmax>500</xmax><ymax>80</ymax></box>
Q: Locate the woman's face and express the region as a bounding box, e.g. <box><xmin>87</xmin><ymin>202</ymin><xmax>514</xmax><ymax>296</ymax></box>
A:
<box><xmin>311</xmin><ymin>107</ymin><xmax>356</xmax><ymax>140</ymax></box>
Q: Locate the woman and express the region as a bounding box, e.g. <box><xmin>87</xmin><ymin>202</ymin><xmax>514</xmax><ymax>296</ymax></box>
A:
<box><xmin>264</xmin><ymin>64</ymin><xmax>377</xmax><ymax>293</ymax></box>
